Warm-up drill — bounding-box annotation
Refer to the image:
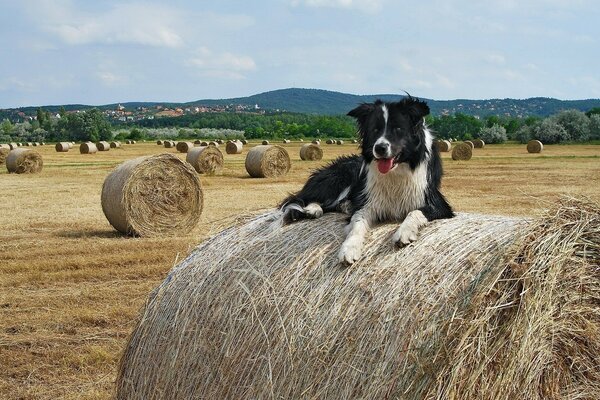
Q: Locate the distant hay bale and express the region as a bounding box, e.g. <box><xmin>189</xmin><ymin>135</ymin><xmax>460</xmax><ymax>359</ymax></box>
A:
<box><xmin>352</xmin><ymin>139</ymin><xmax>358</xmax><ymax>144</ymax></box>
<box><xmin>245</xmin><ymin>145</ymin><xmax>291</xmax><ymax>178</ymax></box>
<box><xmin>116</xmin><ymin>198</ymin><xmax>600</xmax><ymax>400</ymax></box>
<box><xmin>326</xmin><ymin>139</ymin><xmax>334</xmax><ymax>144</ymax></box>
<box><xmin>527</xmin><ymin>140</ymin><xmax>543</xmax><ymax>153</ymax></box>
<box><xmin>80</xmin><ymin>142</ymin><xmax>98</xmax><ymax>154</ymax></box>
<box><xmin>261</xmin><ymin>140</ymin><xmax>270</xmax><ymax>145</ymax></box>
<box><xmin>25</xmin><ymin>142</ymin><xmax>33</xmax><ymax>147</ymax></box>
<box><xmin>464</xmin><ymin>140</ymin><xmax>475</xmax><ymax>149</ymax></box>
<box><xmin>225</xmin><ymin>141</ymin><xmax>243</xmax><ymax>155</ymax></box>
<box><xmin>434</xmin><ymin>140</ymin><xmax>451</xmax><ymax>152</ymax></box>
<box><xmin>67</xmin><ymin>142</ymin><xmax>74</xmax><ymax>149</ymax></box>
<box><xmin>0</xmin><ymin>144</ymin><xmax>10</xmax><ymax>150</ymax></box>
<box><xmin>216</xmin><ymin>139</ymin><xmax>224</xmax><ymax>144</ymax></box>
<box><xmin>101</xmin><ymin>153</ymin><xmax>203</xmax><ymax>237</ymax></box>
<box><xmin>241</xmin><ymin>139</ymin><xmax>248</xmax><ymax>145</ymax></box>
<box><xmin>0</xmin><ymin>148</ymin><xmax>9</xmax><ymax>165</ymax></box>
<box><xmin>299</xmin><ymin>143</ymin><xmax>323</xmax><ymax>161</ymax></box>
<box><xmin>451</xmin><ymin>143</ymin><xmax>472</xmax><ymax>161</ymax></box>
<box><xmin>193</xmin><ymin>140</ymin><xmax>202</xmax><ymax>145</ymax></box>
<box><xmin>17</xmin><ymin>143</ymin><xmax>23</xmax><ymax>147</ymax></box>
<box><xmin>110</xmin><ymin>141</ymin><xmax>121</xmax><ymax>149</ymax></box>
<box><xmin>336</xmin><ymin>140</ymin><xmax>344</xmax><ymax>145</ymax></box>
<box><xmin>176</xmin><ymin>141</ymin><xmax>194</xmax><ymax>153</ymax></box>
<box><xmin>311</xmin><ymin>139</ymin><xmax>321</xmax><ymax>145</ymax></box>
<box><xmin>157</xmin><ymin>140</ymin><xmax>164</xmax><ymax>145</ymax></box>
<box><xmin>186</xmin><ymin>146</ymin><xmax>224</xmax><ymax>175</ymax></box>
<box><xmin>126</xmin><ymin>140</ymin><xmax>132</xmax><ymax>144</ymax></box>
<box><xmin>97</xmin><ymin>141</ymin><xmax>111</xmax><ymax>151</ymax></box>
<box><xmin>208</xmin><ymin>141</ymin><xmax>219</xmax><ymax>147</ymax></box>
<box><xmin>200</xmin><ymin>141</ymin><xmax>208</xmax><ymax>146</ymax></box>
<box><xmin>282</xmin><ymin>139</ymin><xmax>291</xmax><ymax>144</ymax></box>
<box><xmin>6</xmin><ymin>148</ymin><xmax>43</xmax><ymax>174</ymax></box>
<box><xmin>299</xmin><ymin>138</ymin><xmax>304</xmax><ymax>142</ymax></box>
<box><xmin>55</xmin><ymin>142</ymin><xmax>70</xmax><ymax>152</ymax></box>
<box><xmin>164</xmin><ymin>141</ymin><xmax>175</xmax><ymax>149</ymax></box>
<box><xmin>32</xmin><ymin>142</ymin><xmax>39</xmax><ymax>146</ymax></box>
<box><xmin>472</xmin><ymin>139</ymin><xmax>485</xmax><ymax>148</ymax></box>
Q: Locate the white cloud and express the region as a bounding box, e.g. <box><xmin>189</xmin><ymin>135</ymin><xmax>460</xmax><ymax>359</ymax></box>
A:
<box><xmin>484</xmin><ymin>54</ymin><xmax>506</xmax><ymax>65</ymax></box>
<box><xmin>188</xmin><ymin>47</ymin><xmax>256</xmax><ymax>80</ymax></box>
<box><xmin>290</xmin><ymin>0</ymin><xmax>383</xmax><ymax>13</ymax></box>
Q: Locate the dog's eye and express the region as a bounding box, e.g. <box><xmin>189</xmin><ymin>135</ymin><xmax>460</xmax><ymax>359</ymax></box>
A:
<box><xmin>373</xmin><ymin>128</ymin><xmax>379</xmax><ymax>133</ymax></box>
<box><xmin>394</xmin><ymin>128</ymin><xmax>402</xmax><ymax>134</ymax></box>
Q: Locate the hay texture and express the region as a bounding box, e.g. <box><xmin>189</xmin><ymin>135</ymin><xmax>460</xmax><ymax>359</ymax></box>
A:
<box><xmin>225</xmin><ymin>141</ymin><xmax>243</xmax><ymax>155</ymax></box>
<box><xmin>164</xmin><ymin>141</ymin><xmax>175</xmax><ymax>148</ymax></box>
<box><xmin>336</xmin><ymin>139</ymin><xmax>344</xmax><ymax>145</ymax></box>
<box><xmin>464</xmin><ymin>140</ymin><xmax>475</xmax><ymax>149</ymax></box>
<box><xmin>208</xmin><ymin>141</ymin><xmax>219</xmax><ymax>147</ymax></box>
<box><xmin>241</xmin><ymin>139</ymin><xmax>248</xmax><ymax>145</ymax></box>
<box><xmin>186</xmin><ymin>146</ymin><xmax>224</xmax><ymax>175</ymax></box>
<box><xmin>299</xmin><ymin>143</ymin><xmax>323</xmax><ymax>161</ymax></box>
<box><xmin>157</xmin><ymin>140</ymin><xmax>164</xmax><ymax>145</ymax></box>
<box><xmin>261</xmin><ymin>140</ymin><xmax>270</xmax><ymax>145</ymax></box>
<box><xmin>434</xmin><ymin>140</ymin><xmax>451</xmax><ymax>152</ymax></box>
<box><xmin>9</xmin><ymin>143</ymin><xmax>18</xmax><ymax>150</ymax></box>
<box><xmin>472</xmin><ymin>139</ymin><xmax>485</xmax><ymax>148</ymax></box>
<box><xmin>6</xmin><ymin>148</ymin><xmax>43</xmax><ymax>174</ymax></box>
<box><xmin>451</xmin><ymin>143</ymin><xmax>472</xmax><ymax>160</ymax></box>
<box><xmin>101</xmin><ymin>154</ymin><xmax>203</xmax><ymax>237</ymax></box>
<box><xmin>0</xmin><ymin>148</ymin><xmax>9</xmax><ymax>165</ymax></box>
<box><xmin>97</xmin><ymin>141</ymin><xmax>110</xmax><ymax>151</ymax></box>
<box><xmin>527</xmin><ymin>140</ymin><xmax>544</xmax><ymax>153</ymax></box>
<box><xmin>176</xmin><ymin>141</ymin><xmax>194</xmax><ymax>153</ymax></box>
<box><xmin>117</xmin><ymin>198</ymin><xmax>600</xmax><ymax>400</ymax></box>
<box><xmin>110</xmin><ymin>141</ymin><xmax>121</xmax><ymax>149</ymax></box>
<box><xmin>245</xmin><ymin>145</ymin><xmax>291</xmax><ymax>178</ymax></box>
<box><xmin>311</xmin><ymin>139</ymin><xmax>321</xmax><ymax>145</ymax></box>
<box><xmin>55</xmin><ymin>142</ymin><xmax>70</xmax><ymax>152</ymax></box>
<box><xmin>80</xmin><ymin>142</ymin><xmax>98</xmax><ymax>154</ymax></box>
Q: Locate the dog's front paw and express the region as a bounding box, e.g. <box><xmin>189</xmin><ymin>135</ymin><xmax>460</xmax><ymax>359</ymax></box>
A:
<box><xmin>303</xmin><ymin>203</ymin><xmax>323</xmax><ymax>219</ymax></box>
<box><xmin>392</xmin><ymin>223</ymin><xmax>418</xmax><ymax>246</ymax></box>
<box><xmin>338</xmin><ymin>239</ymin><xmax>363</xmax><ymax>265</ymax></box>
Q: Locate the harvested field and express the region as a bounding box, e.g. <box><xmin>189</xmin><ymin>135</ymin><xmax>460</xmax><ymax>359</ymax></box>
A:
<box><xmin>0</xmin><ymin>142</ymin><xmax>599</xmax><ymax>399</ymax></box>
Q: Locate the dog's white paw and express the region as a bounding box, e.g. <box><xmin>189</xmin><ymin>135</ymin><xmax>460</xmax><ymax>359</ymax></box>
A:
<box><xmin>303</xmin><ymin>203</ymin><xmax>323</xmax><ymax>219</ymax></box>
<box><xmin>338</xmin><ymin>239</ymin><xmax>363</xmax><ymax>265</ymax></box>
<box><xmin>392</xmin><ymin>210</ymin><xmax>428</xmax><ymax>247</ymax></box>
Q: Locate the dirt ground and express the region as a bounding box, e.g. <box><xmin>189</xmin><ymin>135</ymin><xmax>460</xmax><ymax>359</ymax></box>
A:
<box><xmin>1</xmin><ymin>141</ymin><xmax>599</xmax><ymax>399</ymax></box>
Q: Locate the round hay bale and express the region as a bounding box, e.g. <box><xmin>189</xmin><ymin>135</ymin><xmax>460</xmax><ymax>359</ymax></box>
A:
<box><xmin>97</xmin><ymin>141</ymin><xmax>111</xmax><ymax>151</ymax></box>
<box><xmin>472</xmin><ymin>139</ymin><xmax>485</xmax><ymax>148</ymax></box>
<box><xmin>241</xmin><ymin>139</ymin><xmax>248</xmax><ymax>145</ymax></box>
<box><xmin>527</xmin><ymin>140</ymin><xmax>543</xmax><ymax>153</ymax></box>
<box><xmin>193</xmin><ymin>140</ymin><xmax>202</xmax><ymax>145</ymax></box>
<box><xmin>67</xmin><ymin>142</ymin><xmax>74</xmax><ymax>149</ymax></box>
<box><xmin>208</xmin><ymin>141</ymin><xmax>219</xmax><ymax>147</ymax></box>
<box><xmin>110</xmin><ymin>141</ymin><xmax>121</xmax><ymax>149</ymax></box>
<box><xmin>282</xmin><ymin>139</ymin><xmax>291</xmax><ymax>144</ymax></box>
<box><xmin>176</xmin><ymin>141</ymin><xmax>194</xmax><ymax>153</ymax></box>
<box><xmin>0</xmin><ymin>148</ymin><xmax>9</xmax><ymax>166</ymax></box>
<box><xmin>32</xmin><ymin>142</ymin><xmax>39</xmax><ymax>147</ymax></box>
<box><xmin>311</xmin><ymin>139</ymin><xmax>321</xmax><ymax>145</ymax></box>
<box><xmin>261</xmin><ymin>140</ymin><xmax>270</xmax><ymax>145</ymax></box>
<box><xmin>299</xmin><ymin>143</ymin><xmax>323</xmax><ymax>161</ymax></box>
<box><xmin>245</xmin><ymin>145</ymin><xmax>291</xmax><ymax>178</ymax></box>
<box><xmin>186</xmin><ymin>146</ymin><xmax>224</xmax><ymax>175</ymax></box>
<box><xmin>0</xmin><ymin>144</ymin><xmax>9</xmax><ymax>150</ymax></box>
<box><xmin>464</xmin><ymin>140</ymin><xmax>475</xmax><ymax>149</ymax></box>
<box><xmin>200</xmin><ymin>141</ymin><xmax>208</xmax><ymax>146</ymax></box>
<box><xmin>126</xmin><ymin>140</ymin><xmax>132</xmax><ymax>144</ymax></box>
<box><xmin>80</xmin><ymin>142</ymin><xmax>98</xmax><ymax>154</ymax></box>
<box><xmin>451</xmin><ymin>143</ymin><xmax>472</xmax><ymax>161</ymax></box>
<box><xmin>25</xmin><ymin>142</ymin><xmax>32</xmax><ymax>147</ymax></box>
<box><xmin>8</xmin><ymin>143</ymin><xmax>18</xmax><ymax>150</ymax></box>
<box><xmin>434</xmin><ymin>140</ymin><xmax>451</xmax><ymax>152</ymax></box>
<box><xmin>299</xmin><ymin>138</ymin><xmax>304</xmax><ymax>142</ymax></box>
<box><xmin>216</xmin><ymin>139</ymin><xmax>224</xmax><ymax>144</ymax></box>
<box><xmin>157</xmin><ymin>140</ymin><xmax>164</xmax><ymax>145</ymax></box>
<box><xmin>164</xmin><ymin>141</ymin><xmax>175</xmax><ymax>149</ymax></box>
<box><xmin>101</xmin><ymin>153</ymin><xmax>203</xmax><ymax>237</ymax></box>
<box><xmin>326</xmin><ymin>139</ymin><xmax>334</xmax><ymax>144</ymax></box>
<box><xmin>352</xmin><ymin>139</ymin><xmax>358</xmax><ymax>144</ymax></box>
<box><xmin>336</xmin><ymin>140</ymin><xmax>344</xmax><ymax>145</ymax></box>
<box><xmin>116</xmin><ymin>198</ymin><xmax>600</xmax><ymax>400</ymax></box>
<box><xmin>6</xmin><ymin>148</ymin><xmax>43</xmax><ymax>174</ymax></box>
<box><xmin>225</xmin><ymin>141</ymin><xmax>243</xmax><ymax>155</ymax></box>
<box><xmin>55</xmin><ymin>142</ymin><xmax>70</xmax><ymax>152</ymax></box>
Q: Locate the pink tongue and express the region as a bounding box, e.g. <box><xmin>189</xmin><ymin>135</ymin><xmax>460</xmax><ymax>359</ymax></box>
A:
<box><xmin>377</xmin><ymin>158</ymin><xmax>394</xmax><ymax>174</ymax></box>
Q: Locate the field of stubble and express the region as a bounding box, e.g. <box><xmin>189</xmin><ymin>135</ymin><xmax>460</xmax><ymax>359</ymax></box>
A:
<box><xmin>1</xmin><ymin>141</ymin><xmax>599</xmax><ymax>399</ymax></box>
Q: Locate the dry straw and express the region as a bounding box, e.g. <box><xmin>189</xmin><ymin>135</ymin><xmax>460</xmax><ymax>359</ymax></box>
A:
<box><xmin>300</xmin><ymin>143</ymin><xmax>323</xmax><ymax>161</ymax></box>
<box><xmin>116</xmin><ymin>197</ymin><xmax>600</xmax><ymax>400</ymax></box>
<box><xmin>282</xmin><ymin>139</ymin><xmax>291</xmax><ymax>144</ymax></box>
<box><xmin>68</xmin><ymin>142</ymin><xmax>74</xmax><ymax>149</ymax></box>
<box><xmin>245</xmin><ymin>144</ymin><xmax>291</xmax><ymax>178</ymax></box>
<box><xmin>55</xmin><ymin>142</ymin><xmax>70</xmax><ymax>152</ymax></box>
<box><xmin>209</xmin><ymin>141</ymin><xmax>219</xmax><ymax>147</ymax></box>
<box><xmin>80</xmin><ymin>142</ymin><xmax>98</xmax><ymax>154</ymax></box>
<box><xmin>261</xmin><ymin>140</ymin><xmax>270</xmax><ymax>145</ymax></box>
<box><xmin>241</xmin><ymin>139</ymin><xmax>248</xmax><ymax>145</ymax></box>
<box><xmin>434</xmin><ymin>140</ymin><xmax>451</xmax><ymax>152</ymax></box>
<box><xmin>312</xmin><ymin>139</ymin><xmax>321</xmax><ymax>145</ymax></box>
<box><xmin>97</xmin><ymin>141</ymin><xmax>111</xmax><ymax>151</ymax></box>
<box><xmin>336</xmin><ymin>139</ymin><xmax>344</xmax><ymax>145</ymax></box>
<box><xmin>326</xmin><ymin>139</ymin><xmax>334</xmax><ymax>144</ymax></box>
<box><xmin>0</xmin><ymin>148</ymin><xmax>9</xmax><ymax>165</ymax></box>
<box><xmin>9</xmin><ymin>143</ymin><xmax>18</xmax><ymax>150</ymax></box>
<box><xmin>110</xmin><ymin>141</ymin><xmax>122</xmax><ymax>149</ymax></box>
<box><xmin>101</xmin><ymin>153</ymin><xmax>203</xmax><ymax>237</ymax></box>
<box><xmin>452</xmin><ymin>143</ymin><xmax>472</xmax><ymax>160</ymax></box>
<box><xmin>176</xmin><ymin>141</ymin><xmax>194</xmax><ymax>153</ymax></box>
<box><xmin>6</xmin><ymin>148</ymin><xmax>43</xmax><ymax>173</ymax></box>
<box><xmin>464</xmin><ymin>140</ymin><xmax>475</xmax><ymax>149</ymax></box>
<box><xmin>527</xmin><ymin>140</ymin><xmax>544</xmax><ymax>153</ymax></box>
<box><xmin>157</xmin><ymin>140</ymin><xmax>164</xmax><ymax>145</ymax></box>
<box><xmin>472</xmin><ymin>139</ymin><xmax>485</xmax><ymax>148</ymax></box>
<box><xmin>164</xmin><ymin>141</ymin><xmax>175</xmax><ymax>148</ymax></box>
<box><xmin>0</xmin><ymin>144</ymin><xmax>10</xmax><ymax>150</ymax></box>
<box><xmin>225</xmin><ymin>140</ymin><xmax>243</xmax><ymax>155</ymax></box>
<box><xmin>186</xmin><ymin>146</ymin><xmax>224</xmax><ymax>174</ymax></box>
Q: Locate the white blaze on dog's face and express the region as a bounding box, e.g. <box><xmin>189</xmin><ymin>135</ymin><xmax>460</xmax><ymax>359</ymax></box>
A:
<box><xmin>347</xmin><ymin>98</ymin><xmax>431</xmax><ymax>173</ymax></box>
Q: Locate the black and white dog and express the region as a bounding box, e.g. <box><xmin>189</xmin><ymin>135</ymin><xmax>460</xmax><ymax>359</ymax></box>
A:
<box><xmin>280</xmin><ymin>96</ymin><xmax>454</xmax><ymax>265</ymax></box>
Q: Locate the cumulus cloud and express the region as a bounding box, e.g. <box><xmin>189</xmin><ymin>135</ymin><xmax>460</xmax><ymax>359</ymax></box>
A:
<box><xmin>188</xmin><ymin>47</ymin><xmax>256</xmax><ymax>80</ymax></box>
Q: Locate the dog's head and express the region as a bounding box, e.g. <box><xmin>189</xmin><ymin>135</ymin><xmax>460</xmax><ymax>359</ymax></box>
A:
<box><xmin>348</xmin><ymin>97</ymin><xmax>430</xmax><ymax>173</ymax></box>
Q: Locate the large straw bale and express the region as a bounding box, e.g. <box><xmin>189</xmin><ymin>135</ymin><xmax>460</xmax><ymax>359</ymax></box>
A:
<box><xmin>451</xmin><ymin>143</ymin><xmax>472</xmax><ymax>160</ymax></box>
<box><xmin>110</xmin><ymin>141</ymin><xmax>121</xmax><ymax>149</ymax></box>
<box><xmin>527</xmin><ymin>140</ymin><xmax>544</xmax><ymax>153</ymax></box>
<box><xmin>97</xmin><ymin>141</ymin><xmax>111</xmax><ymax>151</ymax></box>
<box><xmin>117</xmin><ymin>198</ymin><xmax>600</xmax><ymax>400</ymax></box>
<box><xmin>472</xmin><ymin>139</ymin><xmax>485</xmax><ymax>148</ymax></box>
<box><xmin>299</xmin><ymin>143</ymin><xmax>323</xmax><ymax>161</ymax></box>
<box><xmin>434</xmin><ymin>140</ymin><xmax>451</xmax><ymax>152</ymax></box>
<box><xmin>55</xmin><ymin>142</ymin><xmax>70</xmax><ymax>152</ymax></box>
<box><xmin>464</xmin><ymin>140</ymin><xmax>475</xmax><ymax>149</ymax></box>
<box><xmin>0</xmin><ymin>144</ymin><xmax>10</xmax><ymax>150</ymax></box>
<box><xmin>80</xmin><ymin>142</ymin><xmax>98</xmax><ymax>154</ymax></box>
<box><xmin>225</xmin><ymin>140</ymin><xmax>243</xmax><ymax>154</ymax></box>
<box><xmin>176</xmin><ymin>141</ymin><xmax>194</xmax><ymax>153</ymax></box>
<box><xmin>186</xmin><ymin>146</ymin><xmax>224</xmax><ymax>174</ymax></box>
<box><xmin>67</xmin><ymin>142</ymin><xmax>74</xmax><ymax>149</ymax></box>
<box><xmin>157</xmin><ymin>140</ymin><xmax>164</xmax><ymax>145</ymax></box>
<box><xmin>0</xmin><ymin>148</ymin><xmax>9</xmax><ymax>165</ymax></box>
<box><xmin>6</xmin><ymin>148</ymin><xmax>43</xmax><ymax>173</ymax></box>
<box><xmin>101</xmin><ymin>154</ymin><xmax>203</xmax><ymax>237</ymax></box>
<box><xmin>245</xmin><ymin>145</ymin><xmax>291</xmax><ymax>178</ymax></box>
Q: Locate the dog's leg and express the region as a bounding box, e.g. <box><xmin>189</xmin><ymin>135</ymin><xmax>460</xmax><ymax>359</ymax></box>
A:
<box><xmin>303</xmin><ymin>202</ymin><xmax>323</xmax><ymax>219</ymax></box>
<box><xmin>392</xmin><ymin>209</ymin><xmax>428</xmax><ymax>246</ymax></box>
<box><xmin>338</xmin><ymin>211</ymin><xmax>370</xmax><ymax>265</ymax></box>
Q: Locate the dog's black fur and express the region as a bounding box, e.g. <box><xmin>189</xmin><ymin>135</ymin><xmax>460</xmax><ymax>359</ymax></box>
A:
<box><xmin>280</xmin><ymin>96</ymin><xmax>454</xmax><ymax>264</ymax></box>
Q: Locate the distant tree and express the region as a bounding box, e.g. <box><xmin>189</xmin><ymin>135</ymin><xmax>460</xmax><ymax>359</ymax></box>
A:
<box><xmin>551</xmin><ymin>110</ymin><xmax>590</xmax><ymax>141</ymax></box>
<box><xmin>515</xmin><ymin>125</ymin><xmax>532</xmax><ymax>144</ymax></box>
<box><xmin>586</xmin><ymin>107</ymin><xmax>600</xmax><ymax>117</ymax></box>
<box><xmin>1</xmin><ymin>119</ymin><xmax>13</xmax><ymax>136</ymax></box>
<box><xmin>63</xmin><ymin>109</ymin><xmax>112</xmax><ymax>141</ymax></box>
<box><xmin>588</xmin><ymin>114</ymin><xmax>600</xmax><ymax>140</ymax></box>
<box><xmin>478</xmin><ymin>124</ymin><xmax>507</xmax><ymax>144</ymax></box>
<box><xmin>36</xmin><ymin>107</ymin><xmax>46</xmax><ymax>126</ymax></box>
<box><xmin>531</xmin><ymin>119</ymin><xmax>570</xmax><ymax>144</ymax></box>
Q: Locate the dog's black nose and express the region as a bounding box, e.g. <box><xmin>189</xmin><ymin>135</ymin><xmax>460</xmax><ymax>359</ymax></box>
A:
<box><xmin>374</xmin><ymin>142</ymin><xmax>390</xmax><ymax>157</ymax></box>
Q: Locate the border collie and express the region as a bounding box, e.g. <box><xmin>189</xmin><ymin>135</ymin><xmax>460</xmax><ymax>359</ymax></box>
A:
<box><xmin>280</xmin><ymin>96</ymin><xmax>454</xmax><ymax>265</ymax></box>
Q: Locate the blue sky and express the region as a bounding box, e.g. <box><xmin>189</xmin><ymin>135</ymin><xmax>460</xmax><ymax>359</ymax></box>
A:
<box><xmin>0</xmin><ymin>0</ymin><xmax>598</xmax><ymax>108</ymax></box>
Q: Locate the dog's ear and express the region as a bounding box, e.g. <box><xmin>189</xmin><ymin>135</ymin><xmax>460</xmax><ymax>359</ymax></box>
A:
<box><xmin>347</xmin><ymin>103</ymin><xmax>375</xmax><ymax>121</ymax></box>
<box><xmin>407</xmin><ymin>98</ymin><xmax>430</xmax><ymax>120</ymax></box>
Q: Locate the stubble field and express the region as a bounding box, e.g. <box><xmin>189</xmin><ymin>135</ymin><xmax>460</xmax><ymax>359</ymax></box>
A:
<box><xmin>1</xmin><ymin>141</ymin><xmax>599</xmax><ymax>399</ymax></box>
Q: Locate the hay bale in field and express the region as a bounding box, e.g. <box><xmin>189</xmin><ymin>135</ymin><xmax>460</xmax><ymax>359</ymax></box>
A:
<box><xmin>110</xmin><ymin>141</ymin><xmax>121</xmax><ymax>149</ymax></box>
<box><xmin>326</xmin><ymin>139</ymin><xmax>334</xmax><ymax>144</ymax></box>
<box><xmin>464</xmin><ymin>140</ymin><xmax>475</xmax><ymax>149</ymax></box>
<box><xmin>80</xmin><ymin>142</ymin><xmax>98</xmax><ymax>154</ymax></box>
<box><xmin>282</xmin><ymin>139</ymin><xmax>291</xmax><ymax>144</ymax></box>
<box><xmin>216</xmin><ymin>139</ymin><xmax>224</xmax><ymax>144</ymax></box>
<box><xmin>176</xmin><ymin>141</ymin><xmax>194</xmax><ymax>153</ymax></box>
<box><xmin>241</xmin><ymin>139</ymin><xmax>248</xmax><ymax>145</ymax></box>
<box><xmin>6</xmin><ymin>148</ymin><xmax>43</xmax><ymax>173</ymax></box>
<box><xmin>208</xmin><ymin>141</ymin><xmax>219</xmax><ymax>147</ymax></box>
<box><xmin>472</xmin><ymin>139</ymin><xmax>485</xmax><ymax>148</ymax></box>
<box><xmin>55</xmin><ymin>142</ymin><xmax>70</xmax><ymax>152</ymax></box>
<box><xmin>200</xmin><ymin>141</ymin><xmax>208</xmax><ymax>146</ymax></box>
<box><xmin>299</xmin><ymin>143</ymin><xmax>323</xmax><ymax>161</ymax></box>
<box><xmin>193</xmin><ymin>140</ymin><xmax>202</xmax><ymax>145</ymax></box>
<box><xmin>164</xmin><ymin>141</ymin><xmax>175</xmax><ymax>149</ymax></box>
<box><xmin>527</xmin><ymin>140</ymin><xmax>543</xmax><ymax>153</ymax></box>
<box><xmin>261</xmin><ymin>140</ymin><xmax>270</xmax><ymax>145</ymax></box>
<box><xmin>451</xmin><ymin>143</ymin><xmax>472</xmax><ymax>160</ymax></box>
<box><xmin>25</xmin><ymin>142</ymin><xmax>32</xmax><ymax>147</ymax></box>
<box><xmin>116</xmin><ymin>198</ymin><xmax>600</xmax><ymax>400</ymax></box>
<box><xmin>186</xmin><ymin>146</ymin><xmax>224</xmax><ymax>175</ymax></box>
<box><xmin>0</xmin><ymin>144</ymin><xmax>10</xmax><ymax>150</ymax></box>
<box><xmin>352</xmin><ymin>139</ymin><xmax>358</xmax><ymax>144</ymax></box>
<box><xmin>245</xmin><ymin>145</ymin><xmax>291</xmax><ymax>178</ymax></box>
<box><xmin>101</xmin><ymin>153</ymin><xmax>203</xmax><ymax>237</ymax></box>
<box><xmin>225</xmin><ymin>140</ymin><xmax>243</xmax><ymax>155</ymax></box>
<box><xmin>336</xmin><ymin>139</ymin><xmax>344</xmax><ymax>145</ymax></box>
<box><xmin>157</xmin><ymin>140</ymin><xmax>164</xmax><ymax>145</ymax></box>
<box><xmin>434</xmin><ymin>140</ymin><xmax>451</xmax><ymax>152</ymax></box>
<box><xmin>0</xmin><ymin>148</ymin><xmax>9</xmax><ymax>165</ymax></box>
<box><xmin>311</xmin><ymin>139</ymin><xmax>321</xmax><ymax>145</ymax></box>
<box><xmin>97</xmin><ymin>141</ymin><xmax>111</xmax><ymax>151</ymax></box>
<box><xmin>67</xmin><ymin>142</ymin><xmax>74</xmax><ymax>149</ymax></box>
<box><xmin>32</xmin><ymin>142</ymin><xmax>39</xmax><ymax>146</ymax></box>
